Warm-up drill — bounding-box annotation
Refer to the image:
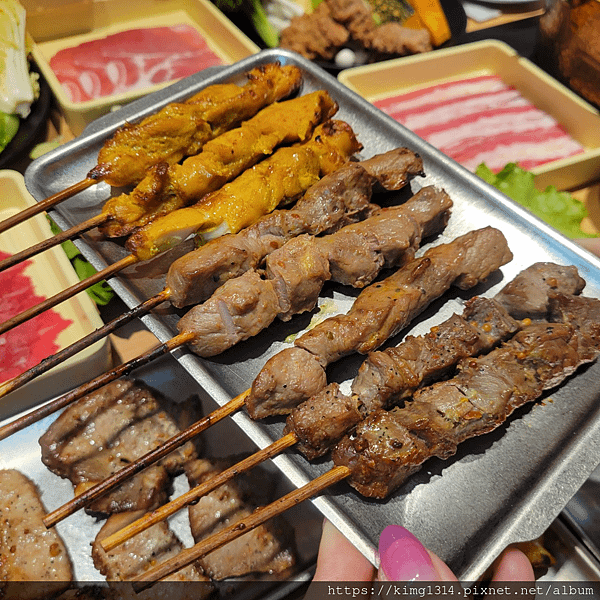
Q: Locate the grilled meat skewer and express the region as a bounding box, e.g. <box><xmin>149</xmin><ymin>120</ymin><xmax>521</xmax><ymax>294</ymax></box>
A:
<box><xmin>130</xmin><ymin>292</ymin><xmax>600</xmax><ymax>586</ymax></box>
<box><xmin>0</xmin><ymin>89</ymin><xmax>335</xmax><ymax>274</ymax></box>
<box><xmin>0</xmin><ymin>148</ymin><xmax>421</xmax><ymax>407</ymax></box>
<box><xmin>286</xmin><ymin>262</ymin><xmax>586</xmax><ymax>459</ymax></box>
<box><xmin>101</xmin><ymin>262</ymin><xmax>574</xmax><ymax>552</ymax></box>
<box><xmin>46</xmin><ymin>227</ymin><xmax>509</xmax><ymax>529</ymax></box>
<box><xmin>99</xmin><ymin>89</ymin><xmax>338</xmax><ymax>238</ymax></box>
<box><xmin>124</xmin><ymin>119</ymin><xmax>361</xmax><ymax>261</ymax></box>
<box><xmin>167</xmin><ymin>147</ymin><xmax>424</xmax><ymax>308</ymax></box>
<box><xmin>0</xmin><ymin>119</ymin><xmax>360</xmax><ymax>337</ymax></box>
<box><xmin>0</xmin><ymin>63</ymin><xmax>302</xmax><ymax>236</ymax></box>
<box><xmin>178</xmin><ymin>185</ymin><xmax>452</xmax><ymax>357</ymax></box>
<box><xmin>90</xmin><ymin>63</ymin><xmax>303</xmax><ymax>187</ymax></box>
<box><xmin>333</xmin><ymin>291</ymin><xmax>600</xmax><ymax>498</ymax></box>
<box><xmin>247</xmin><ymin>226</ymin><xmax>512</xmax><ymax>419</ymax></box>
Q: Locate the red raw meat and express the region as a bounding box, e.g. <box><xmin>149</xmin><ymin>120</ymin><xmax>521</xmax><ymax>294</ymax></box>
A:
<box><xmin>374</xmin><ymin>74</ymin><xmax>584</xmax><ymax>173</ymax></box>
<box><xmin>50</xmin><ymin>24</ymin><xmax>224</xmax><ymax>103</ymax></box>
<box><xmin>0</xmin><ymin>251</ymin><xmax>72</xmax><ymax>383</ymax></box>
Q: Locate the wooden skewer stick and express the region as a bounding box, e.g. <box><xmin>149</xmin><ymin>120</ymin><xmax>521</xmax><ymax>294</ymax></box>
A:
<box><xmin>0</xmin><ymin>330</ymin><xmax>192</xmax><ymax>444</ymax></box>
<box><xmin>132</xmin><ymin>465</ymin><xmax>350</xmax><ymax>589</ymax></box>
<box><xmin>0</xmin><ymin>288</ymin><xmax>172</xmax><ymax>420</ymax></box>
<box><xmin>0</xmin><ymin>178</ymin><xmax>97</xmax><ymax>235</ymax></box>
<box><xmin>43</xmin><ymin>386</ymin><xmax>248</xmax><ymax>529</ymax></box>
<box><xmin>0</xmin><ymin>213</ymin><xmax>109</xmax><ymax>273</ymax></box>
<box><xmin>100</xmin><ymin>431</ymin><xmax>299</xmax><ymax>552</ymax></box>
<box><xmin>0</xmin><ymin>254</ymin><xmax>137</xmax><ymax>336</ymax></box>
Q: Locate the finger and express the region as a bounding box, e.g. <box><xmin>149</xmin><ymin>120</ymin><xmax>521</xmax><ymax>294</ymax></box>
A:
<box><xmin>491</xmin><ymin>547</ymin><xmax>535</xmax><ymax>582</ymax></box>
<box><xmin>377</xmin><ymin>525</ymin><xmax>456</xmax><ymax>582</ymax></box>
<box><xmin>312</xmin><ymin>519</ymin><xmax>377</xmax><ymax>582</ymax></box>
<box><xmin>576</xmin><ymin>237</ymin><xmax>600</xmax><ymax>257</ymax></box>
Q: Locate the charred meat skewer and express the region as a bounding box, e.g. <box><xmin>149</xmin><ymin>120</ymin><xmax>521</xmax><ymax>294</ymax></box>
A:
<box><xmin>333</xmin><ymin>291</ymin><xmax>600</xmax><ymax>498</ymax></box>
<box><xmin>0</xmin><ymin>119</ymin><xmax>361</xmax><ymax>337</ymax></box>
<box><xmin>0</xmin><ymin>148</ymin><xmax>422</xmax><ymax>405</ymax></box>
<box><xmin>286</xmin><ymin>262</ymin><xmax>586</xmax><ymax>459</ymax></box>
<box><xmin>130</xmin><ymin>292</ymin><xmax>600</xmax><ymax>586</ymax></box>
<box><xmin>101</xmin><ymin>262</ymin><xmax>575</xmax><ymax>551</ymax></box>
<box><xmin>0</xmin><ymin>88</ymin><xmax>335</xmax><ymax>274</ymax></box>
<box><xmin>0</xmin><ymin>63</ymin><xmax>303</xmax><ymax>236</ymax></box>
<box><xmin>166</xmin><ymin>147</ymin><xmax>424</xmax><ymax>308</ymax></box>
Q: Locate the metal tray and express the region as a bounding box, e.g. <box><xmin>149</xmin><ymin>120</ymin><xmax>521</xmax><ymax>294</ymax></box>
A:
<box><xmin>21</xmin><ymin>48</ymin><xmax>600</xmax><ymax>582</ymax></box>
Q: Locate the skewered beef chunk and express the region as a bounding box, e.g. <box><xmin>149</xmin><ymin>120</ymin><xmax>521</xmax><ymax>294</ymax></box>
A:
<box><xmin>286</xmin><ymin>297</ymin><xmax>520</xmax><ymax>459</ymax></box>
<box><xmin>248</xmin><ymin>227</ymin><xmax>512</xmax><ymax>419</ymax></box>
<box><xmin>495</xmin><ymin>262</ymin><xmax>585</xmax><ymax>319</ymax></box>
<box><xmin>297</xmin><ymin>226</ymin><xmax>512</xmax><ymax>365</ymax></box>
<box><xmin>186</xmin><ymin>458</ymin><xmax>296</xmax><ymax>580</ymax></box>
<box><xmin>247</xmin><ymin>347</ymin><xmax>329</xmax><ymax>418</ymax></box>
<box><xmin>333</xmin><ymin>294</ymin><xmax>600</xmax><ymax>498</ymax></box>
<box><xmin>0</xmin><ymin>470</ymin><xmax>73</xmax><ymax>597</ymax></box>
<box><xmin>39</xmin><ymin>380</ymin><xmax>198</xmax><ymax>514</ymax></box>
<box><xmin>92</xmin><ymin>511</ymin><xmax>213</xmax><ymax>597</ymax></box>
<box><xmin>176</xmin><ymin>270</ymin><xmax>282</xmax><ymax>357</ymax></box>
<box><xmin>352</xmin><ymin>296</ymin><xmax>520</xmax><ymax>408</ymax></box>
<box><xmin>166</xmin><ymin>147</ymin><xmax>424</xmax><ymax>308</ymax></box>
<box><xmin>178</xmin><ymin>186</ymin><xmax>452</xmax><ymax>357</ymax></box>
<box><xmin>285</xmin><ymin>262</ymin><xmax>591</xmax><ymax>459</ymax></box>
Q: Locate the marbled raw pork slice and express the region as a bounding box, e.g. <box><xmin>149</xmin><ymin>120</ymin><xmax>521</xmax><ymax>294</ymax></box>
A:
<box><xmin>50</xmin><ymin>25</ymin><xmax>224</xmax><ymax>103</ymax></box>
<box><xmin>374</xmin><ymin>74</ymin><xmax>584</xmax><ymax>173</ymax></box>
<box><xmin>0</xmin><ymin>250</ymin><xmax>72</xmax><ymax>383</ymax></box>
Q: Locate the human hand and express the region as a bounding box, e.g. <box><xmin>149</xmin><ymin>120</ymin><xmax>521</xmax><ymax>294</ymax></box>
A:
<box><xmin>309</xmin><ymin>519</ymin><xmax>534</xmax><ymax>584</ymax></box>
<box><xmin>576</xmin><ymin>238</ymin><xmax>600</xmax><ymax>257</ymax></box>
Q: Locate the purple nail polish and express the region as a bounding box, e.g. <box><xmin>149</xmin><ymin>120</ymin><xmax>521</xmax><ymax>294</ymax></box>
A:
<box><xmin>378</xmin><ymin>525</ymin><xmax>438</xmax><ymax>581</ymax></box>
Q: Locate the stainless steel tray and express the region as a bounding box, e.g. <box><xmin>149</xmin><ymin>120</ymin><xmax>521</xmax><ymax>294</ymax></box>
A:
<box><xmin>21</xmin><ymin>48</ymin><xmax>600</xmax><ymax>582</ymax></box>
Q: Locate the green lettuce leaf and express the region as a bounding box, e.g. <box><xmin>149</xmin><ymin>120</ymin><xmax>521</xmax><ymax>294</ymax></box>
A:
<box><xmin>476</xmin><ymin>163</ymin><xmax>597</xmax><ymax>240</ymax></box>
<box><xmin>0</xmin><ymin>111</ymin><xmax>18</xmax><ymax>152</ymax></box>
<box><xmin>47</xmin><ymin>218</ymin><xmax>115</xmax><ymax>306</ymax></box>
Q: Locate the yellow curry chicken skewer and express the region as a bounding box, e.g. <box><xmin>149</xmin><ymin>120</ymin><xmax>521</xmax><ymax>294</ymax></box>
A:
<box><xmin>0</xmin><ymin>64</ymin><xmax>305</xmax><ymax>273</ymax></box>
<box><xmin>0</xmin><ymin>63</ymin><xmax>302</xmax><ymax>237</ymax></box>
<box><xmin>0</xmin><ymin>106</ymin><xmax>352</xmax><ymax>338</ymax></box>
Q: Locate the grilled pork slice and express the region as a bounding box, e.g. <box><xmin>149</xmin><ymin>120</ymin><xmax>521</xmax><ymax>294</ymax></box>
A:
<box><xmin>177</xmin><ymin>186</ymin><xmax>452</xmax><ymax>357</ymax></box>
<box><xmin>0</xmin><ymin>470</ymin><xmax>73</xmax><ymax>597</ymax></box>
<box><xmin>90</xmin><ymin>63</ymin><xmax>303</xmax><ymax>187</ymax></box>
<box><xmin>39</xmin><ymin>379</ymin><xmax>198</xmax><ymax>514</ymax></box>
<box><xmin>186</xmin><ymin>458</ymin><xmax>295</xmax><ymax>580</ymax></box>
<box><xmin>92</xmin><ymin>511</ymin><xmax>213</xmax><ymax>597</ymax></box>
<box><xmin>248</xmin><ymin>226</ymin><xmax>512</xmax><ymax>419</ymax></box>
<box><xmin>286</xmin><ymin>296</ymin><xmax>520</xmax><ymax>459</ymax></box>
<box><xmin>166</xmin><ymin>147</ymin><xmax>424</xmax><ymax>308</ymax></box>
<box><xmin>333</xmin><ymin>294</ymin><xmax>600</xmax><ymax>498</ymax></box>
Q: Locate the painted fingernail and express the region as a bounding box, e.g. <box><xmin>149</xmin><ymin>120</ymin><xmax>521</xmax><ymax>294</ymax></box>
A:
<box><xmin>378</xmin><ymin>525</ymin><xmax>439</xmax><ymax>581</ymax></box>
